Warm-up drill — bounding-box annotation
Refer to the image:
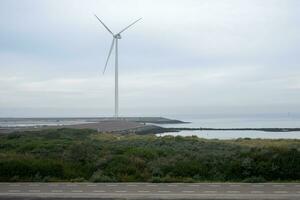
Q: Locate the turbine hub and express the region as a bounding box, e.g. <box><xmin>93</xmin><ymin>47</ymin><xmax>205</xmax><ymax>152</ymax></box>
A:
<box><xmin>114</xmin><ymin>34</ymin><xmax>121</xmax><ymax>39</ymax></box>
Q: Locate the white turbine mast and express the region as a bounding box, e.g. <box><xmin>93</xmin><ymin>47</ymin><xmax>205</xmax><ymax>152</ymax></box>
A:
<box><xmin>94</xmin><ymin>15</ymin><xmax>141</xmax><ymax>118</ymax></box>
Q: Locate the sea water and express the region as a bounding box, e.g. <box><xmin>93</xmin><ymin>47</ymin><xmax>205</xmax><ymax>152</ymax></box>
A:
<box><xmin>157</xmin><ymin>116</ymin><xmax>300</xmax><ymax>139</ymax></box>
<box><xmin>0</xmin><ymin>118</ymin><xmax>92</xmax><ymax>128</ymax></box>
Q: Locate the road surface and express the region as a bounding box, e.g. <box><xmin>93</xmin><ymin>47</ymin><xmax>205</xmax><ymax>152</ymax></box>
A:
<box><xmin>1</xmin><ymin>183</ymin><xmax>300</xmax><ymax>199</ymax></box>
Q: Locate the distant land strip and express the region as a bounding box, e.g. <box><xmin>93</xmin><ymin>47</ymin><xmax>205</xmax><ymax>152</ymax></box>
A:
<box><xmin>163</xmin><ymin>127</ymin><xmax>300</xmax><ymax>133</ymax></box>
<box><xmin>1</xmin><ymin>117</ymin><xmax>299</xmax><ymax>134</ymax></box>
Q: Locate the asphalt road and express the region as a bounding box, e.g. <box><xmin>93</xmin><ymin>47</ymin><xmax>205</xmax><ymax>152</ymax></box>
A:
<box><xmin>0</xmin><ymin>183</ymin><xmax>300</xmax><ymax>199</ymax></box>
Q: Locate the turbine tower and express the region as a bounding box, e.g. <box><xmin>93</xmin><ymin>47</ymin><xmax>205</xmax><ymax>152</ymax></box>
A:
<box><xmin>95</xmin><ymin>15</ymin><xmax>141</xmax><ymax>118</ymax></box>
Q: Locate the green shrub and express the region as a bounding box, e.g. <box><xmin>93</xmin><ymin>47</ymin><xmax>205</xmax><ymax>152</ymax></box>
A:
<box><xmin>90</xmin><ymin>170</ymin><xmax>116</xmax><ymax>182</ymax></box>
<box><xmin>0</xmin><ymin>129</ymin><xmax>299</xmax><ymax>182</ymax></box>
<box><xmin>243</xmin><ymin>176</ymin><xmax>266</xmax><ymax>183</ymax></box>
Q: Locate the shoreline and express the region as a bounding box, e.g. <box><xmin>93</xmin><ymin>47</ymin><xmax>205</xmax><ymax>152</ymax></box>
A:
<box><xmin>1</xmin><ymin>117</ymin><xmax>300</xmax><ymax>135</ymax></box>
<box><xmin>162</xmin><ymin>127</ymin><xmax>300</xmax><ymax>133</ymax></box>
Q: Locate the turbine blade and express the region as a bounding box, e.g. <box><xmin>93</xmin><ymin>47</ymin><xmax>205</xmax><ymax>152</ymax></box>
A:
<box><xmin>117</xmin><ymin>18</ymin><xmax>142</xmax><ymax>34</ymax></box>
<box><xmin>103</xmin><ymin>38</ymin><xmax>115</xmax><ymax>74</ymax></box>
<box><xmin>94</xmin><ymin>14</ymin><xmax>114</xmax><ymax>35</ymax></box>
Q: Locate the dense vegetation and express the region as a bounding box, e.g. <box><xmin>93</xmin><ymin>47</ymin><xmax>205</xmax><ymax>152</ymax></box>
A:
<box><xmin>0</xmin><ymin>128</ymin><xmax>299</xmax><ymax>182</ymax></box>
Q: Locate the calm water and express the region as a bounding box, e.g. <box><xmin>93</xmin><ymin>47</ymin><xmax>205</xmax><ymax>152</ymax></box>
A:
<box><xmin>0</xmin><ymin>118</ymin><xmax>93</xmax><ymax>127</ymax></box>
<box><xmin>157</xmin><ymin>117</ymin><xmax>300</xmax><ymax>139</ymax></box>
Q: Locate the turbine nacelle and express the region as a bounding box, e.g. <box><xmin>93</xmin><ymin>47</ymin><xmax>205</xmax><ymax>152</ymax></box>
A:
<box><xmin>114</xmin><ymin>34</ymin><xmax>121</xmax><ymax>39</ymax></box>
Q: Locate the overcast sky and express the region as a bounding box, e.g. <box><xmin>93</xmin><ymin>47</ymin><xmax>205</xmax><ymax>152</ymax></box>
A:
<box><xmin>0</xmin><ymin>0</ymin><xmax>300</xmax><ymax>117</ymax></box>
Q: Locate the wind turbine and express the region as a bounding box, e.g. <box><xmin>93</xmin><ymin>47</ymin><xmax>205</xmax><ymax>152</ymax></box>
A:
<box><xmin>94</xmin><ymin>15</ymin><xmax>141</xmax><ymax>118</ymax></box>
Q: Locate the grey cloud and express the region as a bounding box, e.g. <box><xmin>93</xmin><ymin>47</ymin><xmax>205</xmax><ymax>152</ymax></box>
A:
<box><xmin>0</xmin><ymin>0</ymin><xmax>299</xmax><ymax>117</ymax></box>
